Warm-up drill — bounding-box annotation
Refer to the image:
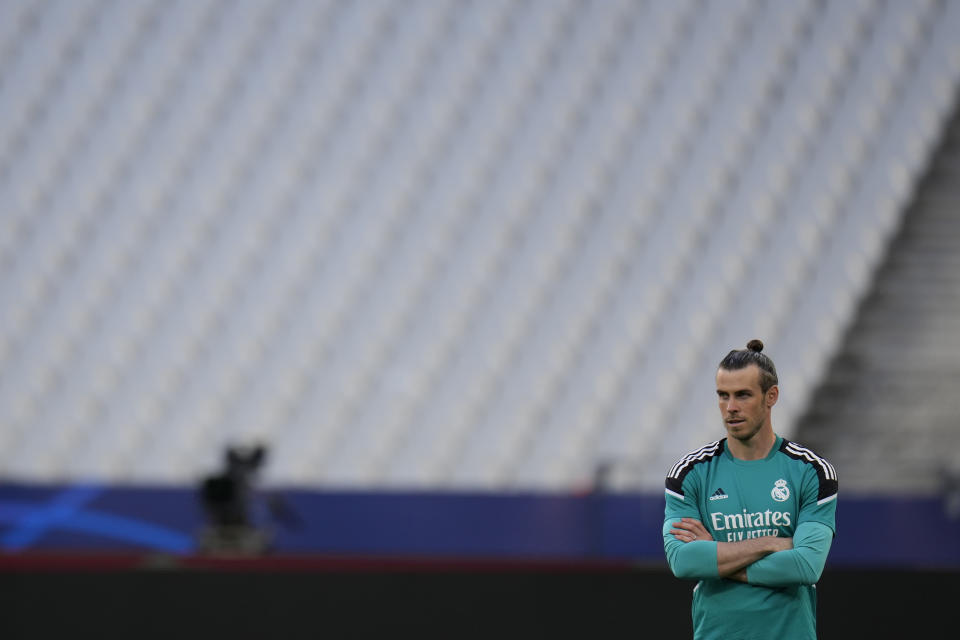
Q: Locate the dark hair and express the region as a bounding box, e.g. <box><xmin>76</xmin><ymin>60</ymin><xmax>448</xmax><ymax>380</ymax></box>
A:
<box><xmin>718</xmin><ymin>339</ymin><xmax>778</xmax><ymax>392</ymax></box>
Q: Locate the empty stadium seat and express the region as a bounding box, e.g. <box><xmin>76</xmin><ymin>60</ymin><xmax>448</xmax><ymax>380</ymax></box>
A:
<box><xmin>0</xmin><ymin>0</ymin><xmax>958</xmax><ymax>491</ymax></box>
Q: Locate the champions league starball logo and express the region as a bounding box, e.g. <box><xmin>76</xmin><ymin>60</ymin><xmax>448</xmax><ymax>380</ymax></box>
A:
<box><xmin>771</xmin><ymin>479</ymin><xmax>790</xmax><ymax>502</ymax></box>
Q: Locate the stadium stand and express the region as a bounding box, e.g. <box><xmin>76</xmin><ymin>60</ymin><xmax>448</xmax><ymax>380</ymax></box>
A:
<box><xmin>796</xmin><ymin>99</ymin><xmax>960</xmax><ymax>494</ymax></box>
<box><xmin>0</xmin><ymin>0</ymin><xmax>959</xmax><ymax>491</ymax></box>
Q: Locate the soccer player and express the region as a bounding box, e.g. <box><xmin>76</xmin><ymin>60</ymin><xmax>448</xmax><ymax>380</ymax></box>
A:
<box><xmin>663</xmin><ymin>340</ymin><xmax>837</xmax><ymax>640</ymax></box>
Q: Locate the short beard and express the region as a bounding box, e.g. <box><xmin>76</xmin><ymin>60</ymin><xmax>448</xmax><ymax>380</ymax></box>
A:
<box><xmin>728</xmin><ymin>420</ymin><xmax>765</xmax><ymax>442</ymax></box>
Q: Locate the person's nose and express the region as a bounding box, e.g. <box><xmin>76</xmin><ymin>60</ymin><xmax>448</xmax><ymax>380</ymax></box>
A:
<box><xmin>725</xmin><ymin>399</ymin><xmax>739</xmax><ymax>414</ymax></box>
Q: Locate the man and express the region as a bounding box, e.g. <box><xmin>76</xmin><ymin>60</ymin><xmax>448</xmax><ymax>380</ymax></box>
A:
<box><xmin>663</xmin><ymin>339</ymin><xmax>837</xmax><ymax>640</ymax></box>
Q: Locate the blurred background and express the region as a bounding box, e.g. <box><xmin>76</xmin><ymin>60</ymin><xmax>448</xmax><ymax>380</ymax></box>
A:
<box><xmin>1</xmin><ymin>0</ymin><xmax>958</xmax><ymax>636</ymax></box>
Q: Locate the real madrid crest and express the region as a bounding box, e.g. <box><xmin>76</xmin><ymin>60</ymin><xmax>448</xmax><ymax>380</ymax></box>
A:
<box><xmin>771</xmin><ymin>478</ymin><xmax>790</xmax><ymax>502</ymax></box>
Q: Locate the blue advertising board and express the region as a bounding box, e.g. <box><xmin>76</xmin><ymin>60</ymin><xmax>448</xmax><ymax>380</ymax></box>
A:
<box><xmin>1</xmin><ymin>483</ymin><xmax>957</xmax><ymax>568</ymax></box>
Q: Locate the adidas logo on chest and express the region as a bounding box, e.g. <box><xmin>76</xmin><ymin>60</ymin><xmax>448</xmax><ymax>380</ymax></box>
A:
<box><xmin>709</xmin><ymin>487</ymin><xmax>729</xmax><ymax>501</ymax></box>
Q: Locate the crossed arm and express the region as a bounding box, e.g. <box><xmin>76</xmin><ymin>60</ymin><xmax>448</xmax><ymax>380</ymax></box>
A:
<box><xmin>663</xmin><ymin>518</ymin><xmax>832</xmax><ymax>586</ymax></box>
<box><xmin>669</xmin><ymin>517</ymin><xmax>790</xmax><ymax>581</ymax></box>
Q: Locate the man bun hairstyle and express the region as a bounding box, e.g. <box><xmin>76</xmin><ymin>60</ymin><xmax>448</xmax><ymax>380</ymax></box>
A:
<box><xmin>719</xmin><ymin>339</ymin><xmax>779</xmax><ymax>392</ymax></box>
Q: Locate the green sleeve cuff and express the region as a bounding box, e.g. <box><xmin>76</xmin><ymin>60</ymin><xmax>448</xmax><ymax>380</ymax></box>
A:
<box><xmin>668</xmin><ymin>540</ymin><xmax>719</xmax><ymax>580</ymax></box>
<box><xmin>745</xmin><ymin>547</ymin><xmax>808</xmax><ymax>586</ymax></box>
